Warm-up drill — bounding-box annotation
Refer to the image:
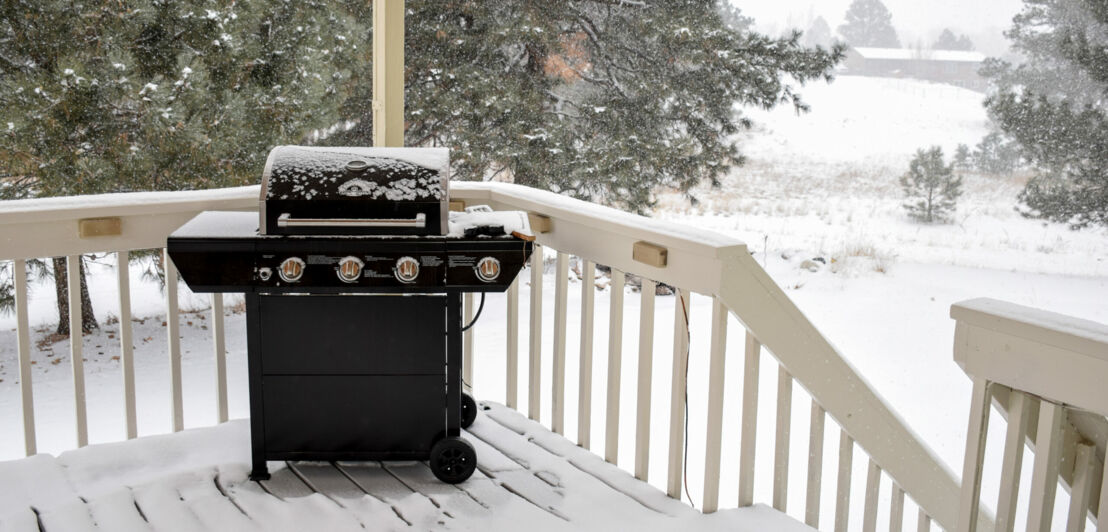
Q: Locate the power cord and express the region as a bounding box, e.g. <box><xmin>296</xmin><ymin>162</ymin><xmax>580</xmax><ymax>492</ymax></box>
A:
<box><xmin>679</xmin><ymin>291</ymin><xmax>695</xmax><ymax>509</ymax></box>
<box><xmin>461</xmin><ymin>292</ymin><xmax>485</xmax><ymax>332</ymax></box>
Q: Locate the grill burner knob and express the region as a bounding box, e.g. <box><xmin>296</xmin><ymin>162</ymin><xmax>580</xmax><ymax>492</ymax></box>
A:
<box><xmin>475</xmin><ymin>257</ymin><xmax>501</xmax><ymax>282</ymax></box>
<box><xmin>278</xmin><ymin>257</ymin><xmax>305</xmax><ymax>283</ymax></box>
<box><xmin>337</xmin><ymin>256</ymin><xmax>364</xmax><ymax>283</ymax></box>
<box><xmin>257</xmin><ymin>267</ymin><xmax>273</xmax><ymax>281</ymax></box>
<box><xmin>395</xmin><ymin>256</ymin><xmax>420</xmax><ymax>284</ymax></box>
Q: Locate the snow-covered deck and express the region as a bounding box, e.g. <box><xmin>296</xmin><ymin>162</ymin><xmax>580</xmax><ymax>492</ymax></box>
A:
<box><xmin>0</xmin><ymin>402</ymin><xmax>809</xmax><ymax>532</ymax></box>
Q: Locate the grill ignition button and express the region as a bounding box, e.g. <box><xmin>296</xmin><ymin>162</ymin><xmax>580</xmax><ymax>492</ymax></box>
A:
<box><xmin>395</xmin><ymin>256</ymin><xmax>420</xmax><ymax>284</ymax></box>
<box><xmin>278</xmin><ymin>257</ymin><xmax>305</xmax><ymax>283</ymax></box>
<box><xmin>337</xmin><ymin>256</ymin><xmax>364</xmax><ymax>283</ymax></box>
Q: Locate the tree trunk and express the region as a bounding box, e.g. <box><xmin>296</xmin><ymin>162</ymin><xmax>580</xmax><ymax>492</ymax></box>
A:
<box><xmin>53</xmin><ymin>256</ymin><xmax>98</xmax><ymax>336</ymax></box>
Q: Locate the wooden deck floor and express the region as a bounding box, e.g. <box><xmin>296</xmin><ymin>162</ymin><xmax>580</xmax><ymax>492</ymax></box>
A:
<box><xmin>0</xmin><ymin>403</ymin><xmax>810</xmax><ymax>532</ymax></box>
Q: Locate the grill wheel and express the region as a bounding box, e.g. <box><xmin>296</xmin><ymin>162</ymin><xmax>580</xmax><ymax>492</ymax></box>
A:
<box><xmin>430</xmin><ymin>437</ymin><xmax>477</xmax><ymax>484</ymax></box>
<box><xmin>461</xmin><ymin>393</ymin><xmax>477</xmax><ymax>429</ymax></box>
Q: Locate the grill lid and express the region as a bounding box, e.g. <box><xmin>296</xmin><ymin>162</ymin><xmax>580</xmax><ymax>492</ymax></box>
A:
<box><xmin>259</xmin><ymin>146</ymin><xmax>450</xmax><ymax>236</ymax></box>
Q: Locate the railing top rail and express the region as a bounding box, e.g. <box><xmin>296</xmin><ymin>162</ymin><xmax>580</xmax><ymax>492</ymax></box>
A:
<box><xmin>952</xmin><ymin>298</ymin><xmax>1108</xmax><ymax>363</ymax></box>
<box><xmin>0</xmin><ymin>186</ymin><xmax>259</xmax><ymax>225</ymax></box>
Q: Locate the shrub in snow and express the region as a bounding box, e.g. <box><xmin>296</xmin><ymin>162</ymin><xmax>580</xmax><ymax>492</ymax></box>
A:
<box><xmin>971</xmin><ymin>132</ymin><xmax>1021</xmax><ymax>175</ymax></box>
<box><xmin>900</xmin><ymin>146</ymin><xmax>963</xmax><ymax>223</ymax></box>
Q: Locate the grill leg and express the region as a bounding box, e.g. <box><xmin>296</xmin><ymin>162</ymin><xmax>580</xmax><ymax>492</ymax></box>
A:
<box><xmin>446</xmin><ymin>293</ymin><xmax>462</xmax><ymax>438</ymax></box>
<box><xmin>246</xmin><ymin>293</ymin><xmax>270</xmax><ymax>481</ymax></box>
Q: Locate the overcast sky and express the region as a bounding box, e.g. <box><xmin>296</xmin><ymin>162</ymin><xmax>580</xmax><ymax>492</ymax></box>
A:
<box><xmin>732</xmin><ymin>0</ymin><xmax>1024</xmax><ymax>56</ymax></box>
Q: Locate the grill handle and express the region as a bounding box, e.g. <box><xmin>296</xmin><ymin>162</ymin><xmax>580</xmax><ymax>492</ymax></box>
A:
<box><xmin>276</xmin><ymin>212</ymin><xmax>427</xmax><ymax>229</ymax></box>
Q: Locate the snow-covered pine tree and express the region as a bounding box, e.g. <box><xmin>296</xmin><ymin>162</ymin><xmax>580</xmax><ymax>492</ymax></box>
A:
<box><xmin>0</xmin><ymin>0</ymin><xmax>370</xmax><ymax>331</ymax></box>
<box><xmin>805</xmin><ymin>17</ymin><xmax>834</xmax><ymax>48</ymax></box>
<box><xmin>329</xmin><ymin>0</ymin><xmax>845</xmax><ymax>213</ymax></box>
<box><xmin>838</xmin><ymin>0</ymin><xmax>901</xmax><ymax>48</ymax></box>
<box><xmin>981</xmin><ymin>0</ymin><xmax>1108</xmax><ymax>227</ymax></box>
<box><xmin>933</xmin><ymin>28</ymin><xmax>974</xmax><ymax>51</ymax></box>
<box><xmin>954</xmin><ymin>144</ymin><xmax>972</xmax><ymax>170</ymax></box>
<box><xmin>901</xmin><ymin>146</ymin><xmax>963</xmax><ymax>223</ymax></box>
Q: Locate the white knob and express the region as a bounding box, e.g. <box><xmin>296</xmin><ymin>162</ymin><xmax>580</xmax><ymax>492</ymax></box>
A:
<box><xmin>278</xmin><ymin>257</ymin><xmax>305</xmax><ymax>283</ymax></box>
<box><xmin>395</xmin><ymin>256</ymin><xmax>420</xmax><ymax>283</ymax></box>
<box><xmin>337</xmin><ymin>256</ymin><xmax>363</xmax><ymax>283</ymax></box>
<box><xmin>475</xmin><ymin>257</ymin><xmax>501</xmax><ymax>282</ymax></box>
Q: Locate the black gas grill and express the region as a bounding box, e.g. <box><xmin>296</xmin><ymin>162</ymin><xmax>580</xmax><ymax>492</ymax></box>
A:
<box><xmin>167</xmin><ymin>146</ymin><xmax>532</xmax><ymax>484</ymax></box>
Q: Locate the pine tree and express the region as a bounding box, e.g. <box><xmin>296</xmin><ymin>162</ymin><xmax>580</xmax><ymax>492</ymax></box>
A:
<box><xmin>954</xmin><ymin>144</ymin><xmax>972</xmax><ymax>169</ymax></box>
<box><xmin>901</xmin><ymin>146</ymin><xmax>963</xmax><ymax>223</ymax></box>
<box><xmin>838</xmin><ymin>0</ymin><xmax>901</xmax><ymax>48</ymax></box>
<box><xmin>327</xmin><ymin>1</ymin><xmax>844</xmax><ymax>213</ymax></box>
<box><xmin>933</xmin><ymin>28</ymin><xmax>974</xmax><ymax>51</ymax></box>
<box><xmin>805</xmin><ymin>17</ymin><xmax>834</xmax><ymax>48</ymax></box>
<box><xmin>0</xmin><ymin>0</ymin><xmax>370</xmax><ymax>329</ymax></box>
<box><xmin>972</xmin><ymin>132</ymin><xmax>1021</xmax><ymax>174</ymax></box>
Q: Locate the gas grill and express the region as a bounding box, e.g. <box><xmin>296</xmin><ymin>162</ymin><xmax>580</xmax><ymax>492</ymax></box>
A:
<box><xmin>167</xmin><ymin>146</ymin><xmax>533</xmax><ymax>484</ymax></box>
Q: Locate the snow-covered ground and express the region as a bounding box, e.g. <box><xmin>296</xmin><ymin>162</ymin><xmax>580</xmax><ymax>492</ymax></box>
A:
<box><xmin>1</xmin><ymin>75</ymin><xmax>1105</xmax><ymax>529</ymax></box>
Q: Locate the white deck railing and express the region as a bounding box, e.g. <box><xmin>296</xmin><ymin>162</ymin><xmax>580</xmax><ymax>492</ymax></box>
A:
<box><xmin>952</xmin><ymin>299</ymin><xmax>1108</xmax><ymax>532</ymax></box>
<box><xmin>0</xmin><ymin>183</ymin><xmax>988</xmax><ymax>531</ymax></box>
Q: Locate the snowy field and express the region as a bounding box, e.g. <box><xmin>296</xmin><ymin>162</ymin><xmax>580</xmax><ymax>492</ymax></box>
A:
<box><xmin>1</xmin><ymin>75</ymin><xmax>1106</xmax><ymax>529</ymax></box>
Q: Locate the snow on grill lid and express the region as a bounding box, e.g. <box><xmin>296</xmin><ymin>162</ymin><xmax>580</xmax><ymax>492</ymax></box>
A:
<box><xmin>262</xmin><ymin>146</ymin><xmax>449</xmax><ymax>202</ymax></box>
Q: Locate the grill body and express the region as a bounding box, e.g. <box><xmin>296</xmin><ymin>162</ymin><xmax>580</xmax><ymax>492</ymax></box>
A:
<box><xmin>167</xmin><ymin>147</ymin><xmax>531</xmax><ymax>483</ymax></box>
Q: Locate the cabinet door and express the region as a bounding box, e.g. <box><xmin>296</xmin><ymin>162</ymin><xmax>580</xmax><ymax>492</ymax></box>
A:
<box><xmin>258</xmin><ymin>294</ymin><xmax>446</xmax><ymax>375</ymax></box>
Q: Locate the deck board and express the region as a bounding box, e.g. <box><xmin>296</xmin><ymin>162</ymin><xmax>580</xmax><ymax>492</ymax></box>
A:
<box><xmin>0</xmin><ymin>402</ymin><xmax>816</xmax><ymax>532</ymax></box>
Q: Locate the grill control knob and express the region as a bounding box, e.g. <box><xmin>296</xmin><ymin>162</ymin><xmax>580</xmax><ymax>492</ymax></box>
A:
<box><xmin>257</xmin><ymin>267</ymin><xmax>273</xmax><ymax>281</ymax></box>
<box><xmin>395</xmin><ymin>256</ymin><xmax>420</xmax><ymax>284</ymax></box>
<box><xmin>278</xmin><ymin>257</ymin><xmax>305</xmax><ymax>283</ymax></box>
<box><xmin>475</xmin><ymin>256</ymin><xmax>501</xmax><ymax>283</ymax></box>
<box><xmin>337</xmin><ymin>256</ymin><xmax>364</xmax><ymax>283</ymax></box>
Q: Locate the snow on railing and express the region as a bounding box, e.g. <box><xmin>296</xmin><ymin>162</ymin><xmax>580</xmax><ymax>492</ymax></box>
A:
<box><xmin>952</xmin><ymin>298</ymin><xmax>1108</xmax><ymax>532</ymax></box>
<box><xmin>0</xmin><ymin>183</ymin><xmax>976</xmax><ymax>531</ymax></box>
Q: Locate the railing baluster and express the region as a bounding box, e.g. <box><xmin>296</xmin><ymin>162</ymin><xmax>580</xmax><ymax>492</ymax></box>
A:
<box><xmin>738</xmin><ymin>332</ymin><xmax>760</xmax><ymax>507</ymax></box>
<box><xmin>863</xmin><ymin>459</ymin><xmax>881</xmax><ymax>532</ymax></box>
<box><xmin>68</xmin><ymin>255</ymin><xmax>88</xmax><ymax>447</ymax></box>
<box><xmin>667</xmin><ymin>287</ymin><xmax>689</xmax><ymax>499</ymax></box>
<box><xmin>506</xmin><ymin>276</ymin><xmax>519</xmax><ymax>409</ymax></box>
<box><xmin>918</xmin><ymin>509</ymin><xmax>931</xmax><ymax>532</ymax></box>
<box><xmin>463</xmin><ymin>292</ymin><xmax>474</xmax><ymax>394</ymax></box>
<box><xmin>1067</xmin><ymin>443</ymin><xmax>1095</xmax><ymax>532</ymax></box>
<box><xmin>701</xmin><ymin>297</ymin><xmax>728</xmax><ymax>513</ymax></box>
<box><xmin>1026</xmin><ymin>398</ymin><xmax>1063</xmax><ymax>532</ymax></box>
<box><xmin>774</xmin><ymin>366</ymin><xmax>793</xmax><ymax>512</ymax></box>
<box><xmin>211</xmin><ymin>293</ymin><xmax>228</xmax><ymax>424</ymax></box>
<box><xmin>528</xmin><ymin>245</ymin><xmax>543</xmax><ymax>421</ymax></box>
<box><xmin>806</xmin><ymin>400</ymin><xmax>826</xmax><ymax>528</ymax></box>
<box><xmin>164</xmin><ymin>250</ymin><xmax>183</xmax><ymax>432</ymax></box>
<box><xmin>635</xmin><ymin>279</ymin><xmax>656</xmax><ymax>481</ymax></box>
<box><xmin>890</xmin><ymin>484</ymin><xmax>905</xmax><ymax>532</ymax></box>
<box><xmin>551</xmin><ymin>253</ymin><xmax>569</xmax><ymax>434</ymax></box>
<box><xmin>835</xmin><ymin>431</ymin><xmax>853</xmax><ymax>532</ymax></box>
<box><xmin>996</xmin><ymin>390</ymin><xmax>1031</xmax><ymax>532</ymax></box>
<box><xmin>605</xmin><ymin>269</ymin><xmax>625</xmax><ymax>464</ymax></box>
<box><xmin>1098</xmin><ymin>447</ymin><xmax>1108</xmax><ymax>532</ymax></box>
<box><xmin>578</xmin><ymin>260</ymin><xmax>595</xmax><ymax>449</ymax></box>
<box><xmin>117</xmin><ymin>252</ymin><xmax>137</xmax><ymax>439</ymax></box>
<box><xmin>957</xmin><ymin>377</ymin><xmax>991</xmax><ymax>532</ymax></box>
<box><xmin>14</xmin><ymin>259</ymin><xmax>36</xmax><ymax>455</ymax></box>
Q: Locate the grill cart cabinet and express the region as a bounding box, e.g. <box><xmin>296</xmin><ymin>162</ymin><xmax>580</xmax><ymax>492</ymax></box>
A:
<box><xmin>167</xmin><ymin>146</ymin><xmax>532</xmax><ymax>484</ymax></box>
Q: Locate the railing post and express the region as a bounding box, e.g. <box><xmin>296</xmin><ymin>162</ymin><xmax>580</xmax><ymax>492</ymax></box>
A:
<box><xmin>528</xmin><ymin>245</ymin><xmax>543</xmax><ymax>421</ymax></box>
<box><xmin>701</xmin><ymin>297</ymin><xmax>728</xmax><ymax>513</ymax></box>
<box><xmin>212</xmin><ymin>293</ymin><xmax>228</xmax><ymax>424</ymax></box>
<box><xmin>667</xmin><ymin>288</ymin><xmax>689</xmax><ymax>499</ymax></box>
<box><xmin>774</xmin><ymin>366</ymin><xmax>793</xmax><ymax>512</ymax></box>
<box><xmin>164</xmin><ymin>250</ymin><xmax>183</xmax><ymax>432</ymax></box>
<box><xmin>806</xmin><ymin>401</ymin><xmax>826</xmax><ymax>528</ymax></box>
<box><xmin>956</xmin><ymin>377</ymin><xmax>991</xmax><ymax>532</ymax></box>
<box><xmin>117</xmin><ymin>252</ymin><xmax>137</xmax><ymax>439</ymax></box>
<box><xmin>14</xmin><ymin>258</ymin><xmax>36</xmax><ymax>455</ymax></box>
<box><xmin>372</xmin><ymin>0</ymin><xmax>404</xmax><ymax>147</ymax></box>
<box><xmin>506</xmin><ymin>276</ymin><xmax>519</xmax><ymax>409</ymax></box>
<box><xmin>605</xmin><ymin>270</ymin><xmax>625</xmax><ymax>464</ymax></box>
<box><xmin>463</xmin><ymin>292</ymin><xmax>474</xmax><ymax>394</ymax></box>
<box><xmin>738</xmin><ymin>332</ymin><xmax>760</xmax><ymax>507</ymax></box>
<box><xmin>552</xmin><ymin>253</ymin><xmax>569</xmax><ymax>434</ymax></box>
<box><xmin>1026</xmin><ymin>399</ymin><xmax>1064</xmax><ymax>532</ymax></box>
<box><xmin>835</xmin><ymin>431</ymin><xmax>853</xmax><ymax>532</ymax></box>
<box><xmin>996</xmin><ymin>389</ymin><xmax>1030</xmax><ymax>532</ymax></box>
<box><xmin>578</xmin><ymin>261</ymin><xmax>596</xmax><ymax>449</ymax></box>
<box><xmin>68</xmin><ymin>255</ymin><xmax>88</xmax><ymax>447</ymax></box>
<box><xmin>634</xmin><ymin>279</ymin><xmax>656</xmax><ymax>481</ymax></box>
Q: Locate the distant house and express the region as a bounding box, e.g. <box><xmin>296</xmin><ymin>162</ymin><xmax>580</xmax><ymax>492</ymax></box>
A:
<box><xmin>842</xmin><ymin>47</ymin><xmax>987</xmax><ymax>91</ymax></box>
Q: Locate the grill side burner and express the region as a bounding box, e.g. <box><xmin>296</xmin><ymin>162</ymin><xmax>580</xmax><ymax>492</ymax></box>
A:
<box><xmin>168</xmin><ymin>146</ymin><xmax>532</xmax><ymax>485</ymax></box>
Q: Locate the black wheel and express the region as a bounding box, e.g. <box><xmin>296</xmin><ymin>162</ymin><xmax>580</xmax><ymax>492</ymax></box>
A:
<box><xmin>461</xmin><ymin>393</ymin><xmax>477</xmax><ymax>429</ymax></box>
<box><xmin>430</xmin><ymin>437</ymin><xmax>477</xmax><ymax>484</ymax></box>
